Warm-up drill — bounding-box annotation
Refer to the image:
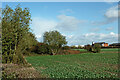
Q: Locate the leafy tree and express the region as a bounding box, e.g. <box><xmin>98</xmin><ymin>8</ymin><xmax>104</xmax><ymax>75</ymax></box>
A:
<box><xmin>78</xmin><ymin>45</ymin><xmax>82</xmax><ymax>49</ymax></box>
<box><xmin>71</xmin><ymin>45</ymin><xmax>76</xmax><ymax>49</ymax></box>
<box><xmin>43</xmin><ymin>30</ymin><xmax>67</xmax><ymax>55</ymax></box>
<box><xmin>2</xmin><ymin>5</ymin><xmax>37</xmax><ymax>64</ymax></box>
<box><xmin>92</xmin><ymin>44</ymin><xmax>101</xmax><ymax>53</ymax></box>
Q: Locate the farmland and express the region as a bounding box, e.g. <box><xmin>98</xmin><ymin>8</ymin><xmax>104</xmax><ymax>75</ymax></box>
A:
<box><xmin>2</xmin><ymin>3</ymin><xmax>120</xmax><ymax>79</ymax></box>
<box><xmin>26</xmin><ymin>50</ymin><xmax>118</xmax><ymax>78</ymax></box>
<box><xmin>72</xmin><ymin>49</ymin><xmax>87</xmax><ymax>51</ymax></box>
<box><xmin>101</xmin><ymin>48</ymin><xmax>119</xmax><ymax>51</ymax></box>
<box><xmin>72</xmin><ymin>48</ymin><xmax>119</xmax><ymax>52</ymax></box>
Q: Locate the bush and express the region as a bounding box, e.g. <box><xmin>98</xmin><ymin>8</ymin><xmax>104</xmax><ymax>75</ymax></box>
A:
<box><xmin>70</xmin><ymin>46</ymin><xmax>76</xmax><ymax>49</ymax></box>
<box><xmin>29</xmin><ymin>43</ymin><xmax>52</xmax><ymax>55</ymax></box>
<box><xmin>12</xmin><ymin>54</ymin><xmax>27</xmax><ymax>64</ymax></box>
<box><xmin>23</xmin><ymin>50</ymin><xmax>30</xmax><ymax>56</ymax></box>
<box><xmin>37</xmin><ymin>44</ymin><xmax>51</xmax><ymax>54</ymax></box>
<box><xmin>85</xmin><ymin>44</ymin><xmax>92</xmax><ymax>52</ymax></box>
<box><xmin>92</xmin><ymin>44</ymin><xmax>101</xmax><ymax>53</ymax></box>
<box><xmin>85</xmin><ymin>44</ymin><xmax>101</xmax><ymax>53</ymax></box>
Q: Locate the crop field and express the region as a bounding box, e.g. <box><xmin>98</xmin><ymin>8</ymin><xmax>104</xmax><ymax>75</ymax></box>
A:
<box><xmin>72</xmin><ymin>49</ymin><xmax>87</xmax><ymax>51</ymax></box>
<box><xmin>72</xmin><ymin>48</ymin><xmax>119</xmax><ymax>52</ymax></box>
<box><xmin>26</xmin><ymin>52</ymin><xmax>118</xmax><ymax>78</ymax></box>
<box><xmin>101</xmin><ymin>48</ymin><xmax>119</xmax><ymax>51</ymax></box>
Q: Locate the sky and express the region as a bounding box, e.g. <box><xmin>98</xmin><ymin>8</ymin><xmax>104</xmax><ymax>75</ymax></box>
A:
<box><xmin>2</xmin><ymin>2</ymin><xmax>119</xmax><ymax>46</ymax></box>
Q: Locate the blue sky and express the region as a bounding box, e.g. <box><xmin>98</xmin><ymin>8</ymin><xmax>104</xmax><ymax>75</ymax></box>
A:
<box><xmin>2</xmin><ymin>2</ymin><xmax>119</xmax><ymax>46</ymax></box>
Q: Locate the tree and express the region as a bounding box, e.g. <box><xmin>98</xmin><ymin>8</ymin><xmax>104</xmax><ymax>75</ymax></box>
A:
<box><xmin>71</xmin><ymin>45</ymin><xmax>76</xmax><ymax>49</ymax></box>
<box><xmin>43</xmin><ymin>30</ymin><xmax>67</xmax><ymax>55</ymax></box>
<box><xmin>78</xmin><ymin>45</ymin><xmax>82</xmax><ymax>49</ymax></box>
<box><xmin>2</xmin><ymin>5</ymin><xmax>37</xmax><ymax>64</ymax></box>
<box><xmin>92</xmin><ymin>44</ymin><xmax>101</xmax><ymax>53</ymax></box>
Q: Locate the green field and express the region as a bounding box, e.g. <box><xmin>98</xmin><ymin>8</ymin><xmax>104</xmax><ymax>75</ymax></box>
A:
<box><xmin>72</xmin><ymin>48</ymin><xmax>119</xmax><ymax>52</ymax></box>
<box><xmin>101</xmin><ymin>48</ymin><xmax>119</xmax><ymax>51</ymax></box>
<box><xmin>72</xmin><ymin>49</ymin><xmax>87</xmax><ymax>51</ymax></box>
<box><xmin>26</xmin><ymin>52</ymin><xmax>118</xmax><ymax>78</ymax></box>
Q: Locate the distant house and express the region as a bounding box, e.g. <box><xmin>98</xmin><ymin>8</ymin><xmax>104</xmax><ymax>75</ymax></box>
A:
<box><xmin>92</xmin><ymin>42</ymin><xmax>108</xmax><ymax>47</ymax></box>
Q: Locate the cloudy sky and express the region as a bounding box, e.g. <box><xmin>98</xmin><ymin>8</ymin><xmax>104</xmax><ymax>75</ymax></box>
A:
<box><xmin>2</xmin><ymin>2</ymin><xmax>119</xmax><ymax>46</ymax></box>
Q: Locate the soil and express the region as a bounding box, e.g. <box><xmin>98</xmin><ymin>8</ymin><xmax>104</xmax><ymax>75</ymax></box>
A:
<box><xmin>66</xmin><ymin>50</ymin><xmax>86</xmax><ymax>54</ymax></box>
<box><xmin>57</xmin><ymin>50</ymin><xmax>87</xmax><ymax>55</ymax></box>
<box><xmin>2</xmin><ymin>63</ymin><xmax>47</xmax><ymax>78</ymax></box>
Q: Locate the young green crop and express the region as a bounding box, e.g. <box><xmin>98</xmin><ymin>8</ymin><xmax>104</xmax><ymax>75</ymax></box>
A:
<box><xmin>26</xmin><ymin>53</ymin><xmax>118</xmax><ymax>78</ymax></box>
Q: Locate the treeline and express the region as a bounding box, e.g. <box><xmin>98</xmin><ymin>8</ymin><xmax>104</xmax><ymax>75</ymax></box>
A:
<box><xmin>27</xmin><ymin>30</ymin><xmax>67</xmax><ymax>55</ymax></box>
<box><xmin>2</xmin><ymin>5</ymin><xmax>68</xmax><ymax>64</ymax></box>
<box><xmin>2</xmin><ymin>5</ymin><xmax>38</xmax><ymax>64</ymax></box>
<box><xmin>27</xmin><ymin>43</ymin><xmax>51</xmax><ymax>55</ymax></box>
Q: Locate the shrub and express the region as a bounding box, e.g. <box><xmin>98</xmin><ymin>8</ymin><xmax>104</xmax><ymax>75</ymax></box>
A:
<box><xmin>23</xmin><ymin>50</ymin><xmax>30</xmax><ymax>56</ymax></box>
<box><xmin>92</xmin><ymin>44</ymin><xmax>101</xmax><ymax>53</ymax></box>
<box><xmin>29</xmin><ymin>43</ymin><xmax>52</xmax><ymax>55</ymax></box>
<box><xmin>12</xmin><ymin>54</ymin><xmax>27</xmax><ymax>64</ymax></box>
<box><xmin>70</xmin><ymin>46</ymin><xmax>76</xmax><ymax>49</ymax></box>
<box><xmin>85</xmin><ymin>44</ymin><xmax>92</xmax><ymax>52</ymax></box>
<box><xmin>37</xmin><ymin>44</ymin><xmax>50</xmax><ymax>54</ymax></box>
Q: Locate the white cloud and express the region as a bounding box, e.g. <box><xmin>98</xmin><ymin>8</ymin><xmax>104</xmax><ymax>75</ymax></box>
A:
<box><xmin>31</xmin><ymin>17</ymin><xmax>57</xmax><ymax>41</ymax></box>
<box><xmin>36</xmin><ymin>35</ymin><xmax>42</xmax><ymax>39</ymax></box>
<box><xmin>66</xmin><ymin>32</ymin><xmax>118</xmax><ymax>45</ymax></box>
<box><xmin>84</xmin><ymin>32</ymin><xmax>118</xmax><ymax>43</ymax></box>
<box><xmin>92</xmin><ymin>5</ymin><xmax>119</xmax><ymax>26</ymax></box>
<box><xmin>84</xmin><ymin>33</ymin><xmax>96</xmax><ymax>37</ymax></box>
<box><xmin>31</xmin><ymin>15</ymin><xmax>118</xmax><ymax>45</ymax></box>
<box><xmin>31</xmin><ymin>15</ymin><xmax>86</xmax><ymax>41</ymax></box>
<box><xmin>105</xmin><ymin>5</ymin><xmax>119</xmax><ymax>18</ymax></box>
<box><xmin>56</xmin><ymin>15</ymin><xmax>86</xmax><ymax>31</ymax></box>
<box><xmin>103</xmin><ymin>0</ymin><xmax>119</xmax><ymax>4</ymax></box>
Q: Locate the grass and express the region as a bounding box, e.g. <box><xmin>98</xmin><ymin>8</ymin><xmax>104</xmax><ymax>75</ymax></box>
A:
<box><xmin>72</xmin><ymin>48</ymin><xmax>119</xmax><ymax>52</ymax></box>
<box><xmin>26</xmin><ymin>52</ymin><xmax>118</xmax><ymax>78</ymax></box>
<box><xmin>71</xmin><ymin>49</ymin><xmax>87</xmax><ymax>51</ymax></box>
<box><xmin>101</xmin><ymin>48</ymin><xmax>119</xmax><ymax>51</ymax></box>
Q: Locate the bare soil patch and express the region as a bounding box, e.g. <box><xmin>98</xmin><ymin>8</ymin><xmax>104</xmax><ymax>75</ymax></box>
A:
<box><xmin>58</xmin><ymin>50</ymin><xmax>87</xmax><ymax>55</ymax></box>
<box><xmin>2</xmin><ymin>63</ymin><xmax>46</xmax><ymax>78</ymax></box>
